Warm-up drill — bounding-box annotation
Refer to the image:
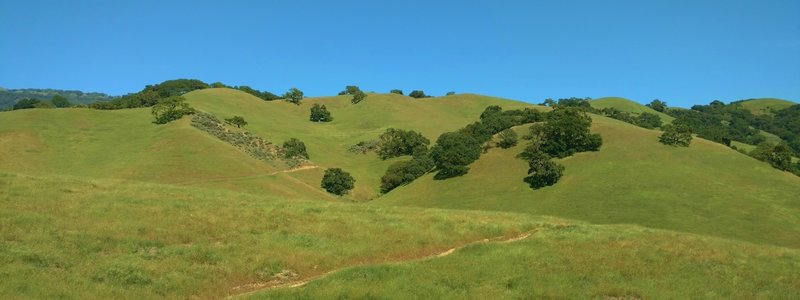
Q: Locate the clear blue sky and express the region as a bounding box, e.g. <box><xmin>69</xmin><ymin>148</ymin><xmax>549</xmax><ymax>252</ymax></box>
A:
<box><xmin>1</xmin><ymin>0</ymin><xmax>798</xmax><ymax>107</ymax></box>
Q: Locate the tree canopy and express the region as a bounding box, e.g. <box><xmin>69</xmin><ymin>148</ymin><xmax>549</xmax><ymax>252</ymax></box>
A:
<box><xmin>12</xmin><ymin>98</ymin><xmax>40</xmax><ymax>110</ymax></box>
<box><xmin>151</xmin><ymin>96</ymin><xmax>195</xmax><ymax>124</ymax></box>
<box><xmin>533</xmin><ymin>108</ymin><xmax>603</xmax><ymax>158</ymax></box>
<box><xmin>409</xmin><ymin>90</ymin><xmax>429</xmax><ymax>99</ymax></box>
<box><xmin>282</xmin><ymin>138</ymin><xmax>309</xmax><ymax>159</ymax></box>
<box><xmin>224</xmin><ymin>116</ymin><xmax>248</xmax><ymax>128</ymax></box>
<box><xmin>321</xmin><ymin>168</ymin><xmax>355</xmax><ymax>195</ymax></box>
<box><xmin>283</xmin><ymin>88</ymin><xmax>304</xmax><ymax>105</ymax></box>
<box><xmin>51</xmin><ymin>95</ymin><xmax>71</xmax><ymax>108</ymax></box>
<box><xmin>659</xmin><ymin>124</ymin><xmax>693</xmax><ymax>147</ymax></box>
<box><xmin>377</xmin><ymin>128</ymin><xmax>430</xmax><ymax>159</ymax></box>
<box><xmin>430</xmin><ymin>132</ymin><xmax>482</xmax><ymax>179</ymax></box>
<box><xmin>647</xmin><ymin>99</ymin><xmax>668</xmax><ymax>112</ymax></box>
<box><xmin>310</xmin><ymin>104</ymin><xmax>333</xmax><ymax>122</ymax></box>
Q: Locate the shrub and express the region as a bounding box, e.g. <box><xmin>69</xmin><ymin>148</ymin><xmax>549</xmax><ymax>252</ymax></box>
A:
<box><xmin>321</xmin><ymin>168</ymin><xmax>355</xmax><ymax>195</ymax></box>
<box><xmin>282</xmin><ymin>138</ymin><xmax>309</xmax><ymax>159</ymax></box>
<box><xmin>283</xmin><ymin>88</ymin><xmax>304</xmax><ymax>105</ymax></box>
<box><xmin>309</xmin><ymin>104</ymin><xmax>333</xmax><ymax>122</ymax></box>
<box><xmin>348</xmin><ymin>140</ymin><xmax>379</xmax><ymax>154</ymax></box>
<box><xmin>497</xmin><ymin>129</ymin><xmax>518</xmax><ymax>148</ymax></box>
<box><xmin>390</xmin><ymin>89</ymin><xmax>403</xmax><ymax>95</ymax></box>
<box><xmin>151</xmin><ymin>96</ymin><xmax>195</xmax><ymax>124</ymax></box>
<box><xmin>659</xmin><ymin>124</ymin><xmax>693</xmax><ymax>147</ymax></box>
<box><xmin>446</xmin><ymin>91</ymin><xmax>455</xmax><ymax>96</ymax></box>
<box><xmin>224</xmin><ymin>116</ymin><xmax>248</xmax><ymax>128</ymax></box>
<box><xmin>751</xmin><ymin>143</ymin><xmax>793</xmax><ymax>171</ymax></box>
<box><xmin>191</xmin><ymin>113</ymin><xmax>280</xmax><ymax>162</ymax></box>
<box><xmin>377</xmin><ymin>128</ymin><xmax>430</xmax><ymax>159</ymax></box>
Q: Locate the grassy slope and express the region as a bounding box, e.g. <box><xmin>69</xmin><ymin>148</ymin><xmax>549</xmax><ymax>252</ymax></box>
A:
<box><xmin>0</xmin><ymin>172</ymin><xmax>537</xmax><ymax>299</ymax></box>
<box><xmin>590</xmin><ymin>97</ymin><xmax>675</xmax><ymax>123</ymax></box>
<box><xmin>0</xmin><ymin>108</ymin><xmax>330</xmax><ymax>199</ymax></box>
<box><xmin>257</xmin><ymin>224</ymin><xmax>800</xmax><ymax>299</ymax></box>
<box><xmin>378</xmin><ymin>115</ymin><xmax>800</xmax><ymax>248</ymax></box>
<box><xmin>184</xmin><ymin>88</ymin><xmax>534</xmax><ymax>200</ymax></box>
<box><xmin>735</xmin><ymin>98</ymin><xmax>796</xmax><ymax>115</ymax></box>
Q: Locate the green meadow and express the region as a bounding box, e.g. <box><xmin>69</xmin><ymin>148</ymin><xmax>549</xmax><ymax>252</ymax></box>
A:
<box><xmin>1</xmin><ymin>88</ymin><xmax>798</xmax><ymax>299</ymax></box>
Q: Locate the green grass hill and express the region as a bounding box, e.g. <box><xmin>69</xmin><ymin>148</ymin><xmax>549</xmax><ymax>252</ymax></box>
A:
<box><xmin>1</xmin><ymin>87</ymin><xmax>799</xmax><ymax>299</ymax></box>
<box><xmin>0</xmin><ymin>107</ymin><xmax>328</xmax><ymax>199</ymax></box>
<box><xmin>378</xmin><ymin>115</ymin><xmax>800</xmax><ymax>248</ymax></box>
<box><xmin>184</xmin><ymin>88</ymin><xmax>534</xmax><ymax>200</ymax></box>
<box><xmin>590</xmin><ymin>97</ymin><xmax>675</xmax><ymax>123</ymax></box>
<box><xmin>734</xmin><ymin>98</ymin><xmax>796</xmax><ymax>115</ymax></box>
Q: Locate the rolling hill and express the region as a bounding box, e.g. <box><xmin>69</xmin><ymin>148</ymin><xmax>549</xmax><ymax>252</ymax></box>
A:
<box><xmin>0</xmin><ymin>107</ymin><xmax>328</xmax><ymax>199</ymax></box>
<box><xmin>1</xmin><ymin>87</ymin><xmax>799</xmax><ymax>298</ymax></box>
<box><xmin>377</xmin><ymin>115</ymin><xmax>800</xmax><ymax>248</ymax></box>
<box><xmin>590</xmin><ymin>97</ymin><xmax>674</xmax><ymax>123</ymax></box>
<box><xmin>734</xmin><ymin>98</ymin><xmax>796</xmax><ymax>115</ymax></box>
<box><xmin>183</xmin><ymin>88</ymin><xmax>534</xmax><ymax>200</ymax></box>
<box><xmin>0</xmin><ymin>88</ymin><xmax>113</xmax><ymax>109</ymax></box>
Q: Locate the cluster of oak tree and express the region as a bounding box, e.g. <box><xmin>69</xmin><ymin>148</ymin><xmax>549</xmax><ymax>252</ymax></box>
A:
<box><xmin>373</xmin><ymin>105</ymin><xmax>602</xmax><ymax>193</ymax></box>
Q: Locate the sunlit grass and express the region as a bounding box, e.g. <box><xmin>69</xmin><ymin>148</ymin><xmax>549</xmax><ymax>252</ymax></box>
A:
<box><xmin>0</xmin><ymin>172</ymin><xmax>537</xmax><ymax>299</ymax></box>
<box><xmin>254</xmin><ymin>224</ymin><xmax>800</xmax><ymax>299</ymax></box>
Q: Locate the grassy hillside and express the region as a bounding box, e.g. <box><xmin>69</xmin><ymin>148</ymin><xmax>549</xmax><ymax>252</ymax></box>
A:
<box><xmin>378</xmin><ymin>115</ymin><xmax>800</xmax><ymax>248</ymax></box>
<box><xmin>256</xmin><ymin>224</ymin><xmax>800</xmax><ymax>299</ymax></box>
<box><xmin>184</xmin><ymin>88</ymin><xmax>535</xmax><ymax>200</ymax></box>
<box><xmin>735</xmin><ymin>98</ymin><xmax>796</xmax><ymax>115</ymax></box>
<box><xmin>0</xmin><ymin>108</ymin><xmax>326</xmax><ymax>198</ymax></box>
<box><xmin>2</xmin><ymin>88</ymin><xmax>799</xmax><ymax>298</ymax></box>
<box><xmin>0</xmin><ymin>172</ymin><xmax>537</xmax><ymax>299</ymax></box>
<box><xmin>590</xmin><ymin>97</ymin><xmax>675</xmax><ymax>123</ymax></box>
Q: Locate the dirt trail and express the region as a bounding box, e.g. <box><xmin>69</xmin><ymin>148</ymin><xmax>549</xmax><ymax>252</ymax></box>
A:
<box><xmin>172</xmin><ymin>165</ymin><xmax>319</xmax><ymax>186</ymax></box>
<box><xmin>227</xmin><ymin>230</ymin><xmax>535</xmax><ymax>298</ymax></box>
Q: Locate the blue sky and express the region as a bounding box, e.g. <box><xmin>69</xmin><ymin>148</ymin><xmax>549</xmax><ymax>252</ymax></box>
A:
<box><xmin>1</xmin><ymin>0</ymin><xmax>798</xmax><ymax>107</ymax></box>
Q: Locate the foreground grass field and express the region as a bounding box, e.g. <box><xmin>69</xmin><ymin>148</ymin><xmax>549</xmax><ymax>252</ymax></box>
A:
<box><xmin>379</xmin><ymin>116</ymin><xmax>800</xmax><ymax>248</ymax></box>
<box><xmin>0</xmin><ymin>172</ymin><xmax>536</xmax><ymax>299</ymax></box>
<box><xmin>256</xmin><ymin>224</ymin><xmax>800</xmax><ymax>299</ymax></box>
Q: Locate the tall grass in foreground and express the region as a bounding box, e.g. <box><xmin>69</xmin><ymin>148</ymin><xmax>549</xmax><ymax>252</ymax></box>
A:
<box><xmin>0</xmin><ymin>173</ymin><xmax>536</xmax><ymax>299</ymax></box>
<box><xmin>255</xmin><ymin>224</ymin><xmax>800</xmax><ymax>299</ymax></box>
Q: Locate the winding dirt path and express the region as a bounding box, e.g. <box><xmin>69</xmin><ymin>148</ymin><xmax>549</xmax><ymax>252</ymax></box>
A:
<box><xmin>172</xmin><ymin>165</ymin><xmax>319</xmax><ymax>186</ymax></box>
<box><xmin>227</xmin><ymin>230</ymin><xmax>535</xmax><ymax>298</ymax></box>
